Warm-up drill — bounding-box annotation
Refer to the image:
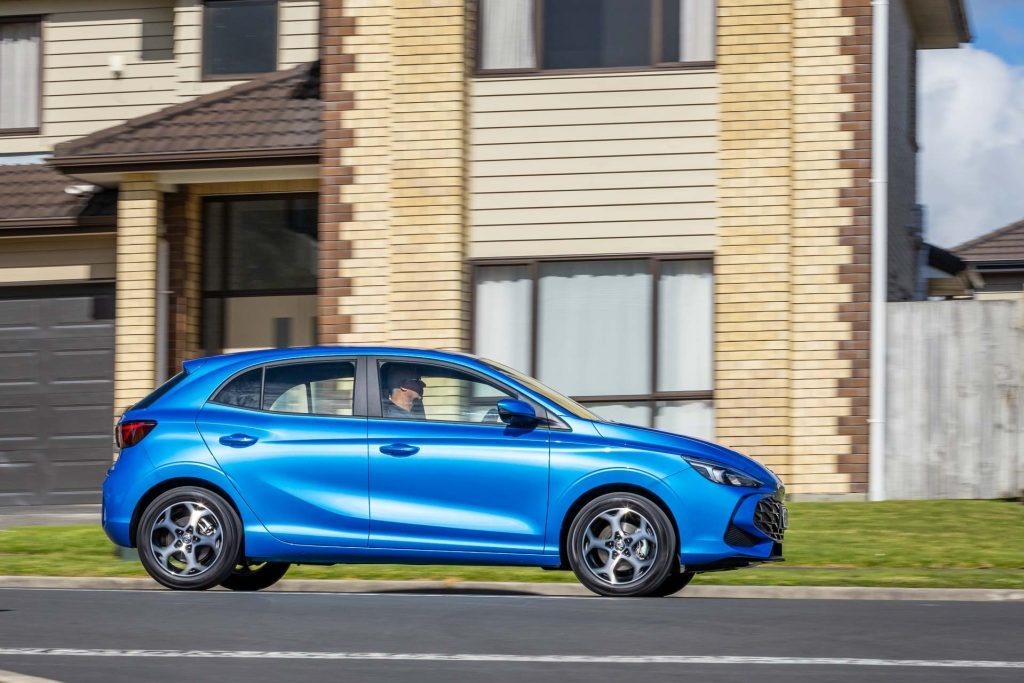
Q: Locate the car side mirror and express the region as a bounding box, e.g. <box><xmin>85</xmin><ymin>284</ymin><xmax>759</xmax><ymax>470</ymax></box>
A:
<box><xmin>496</xmin><ymin>398</ymin><xmax>537</xmax><ymax>427</ymax></box>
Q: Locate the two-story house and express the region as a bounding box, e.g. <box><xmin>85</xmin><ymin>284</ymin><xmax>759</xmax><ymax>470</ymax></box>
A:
<box><xmin>0</xmin><ymin>0</ymin><xmax>969</xmax><ymax>507</ymax></box>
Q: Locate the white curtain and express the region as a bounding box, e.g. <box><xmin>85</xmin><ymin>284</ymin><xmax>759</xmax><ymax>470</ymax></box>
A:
<box><xmin>680</xmin><ymin>0</ymin><xmax>715</xmax><ymax>62</ymax></box>
<box><xmin>658</xmin><ymin>259</ymin><xmax>713</xmax><ymax>391</ymax></box>
<box><xmin>655</xmin><ymin>400</ymin><xmax>715</xmax><ymax>440</ymax></box>
<box><xmin>0</xmin><ymin>21</ymin><xmax>40</xmax><ymax>130</ymax></box>
<box><xmin>538</xmin><ymin>260</ymin><xmax>652</xmax><ymax>397</ymax></box>
<box><xmin>474</xmin><ymin>265</ymin><xmax>533</xmax><ymax>373</ymax></box>
<box><xmin>479</xmin><ymin>0</ymin><xmax>536</xmax><ymax>70</ymax></box>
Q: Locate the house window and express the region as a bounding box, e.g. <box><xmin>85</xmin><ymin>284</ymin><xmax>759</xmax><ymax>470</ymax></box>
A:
<box><xmin>201</xmin><ymin>194</ymin><xmax>318</xmax><ymax>354</ymax></box>
<box><xmin>0</xmin><ymin>18</ymin><xmax>41</xmax><ymax>132</ymax></box>
<box><xmin>477</xmin><ymin>0</ymin><xmax>716</xmax><ymax>73</ymax></box>
<box><xmin>472</xmin><ymin>257</ymin><xmax>714</xmax><ymax>439</ymax></box>
<box><xmin>202</xmin><ymin>0</ymin><xmax>278</xmax><ymax>79</ymax></box>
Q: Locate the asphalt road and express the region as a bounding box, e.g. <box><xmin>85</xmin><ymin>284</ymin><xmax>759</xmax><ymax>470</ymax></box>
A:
<box><xmin>0</xmin><ymin>588</ymin><xmax>1022</xmax><ymax>682</ymax></box>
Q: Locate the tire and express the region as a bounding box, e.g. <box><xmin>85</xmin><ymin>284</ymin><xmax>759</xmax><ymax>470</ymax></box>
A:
<box><xmin>651</xmin><ymin>569</ymin><xmax>696</xmax><ymax>597</ymax></box>
<box><xmin>567</xmin><ymin>492</ymin><xmax>678</xmax><ymax>597</ymax></box>
<box><xmin>136</xmin><ymin>486</ymin><xmax>243</xmax><ymax>591</ymax></box>
<box><xmin>220</xmin><ymin>562</ymin><xmax>290</xmax><ymax>591</ymax></box>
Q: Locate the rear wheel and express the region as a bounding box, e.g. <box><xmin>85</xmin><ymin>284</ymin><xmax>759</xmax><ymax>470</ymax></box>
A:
<box><xmin>567</xmin><ymin>492</ymin><xmax>677</xmax><ymax>597</ymax></box>
<box><xmin>136</xmin><ymin>486</ymin><xmax>242</xmax><ymax>591</ymax></box>
<box><xmin>220</xmin><ymin>562</ymin><xmax>290</xmax><ymax>591</ymax></box>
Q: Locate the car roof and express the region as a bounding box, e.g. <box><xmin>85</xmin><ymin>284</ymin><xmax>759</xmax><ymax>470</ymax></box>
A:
<box><xmin>184</xmin><ymin>346</ymin><xmax>485</xmax><ymax>374</ymax></box>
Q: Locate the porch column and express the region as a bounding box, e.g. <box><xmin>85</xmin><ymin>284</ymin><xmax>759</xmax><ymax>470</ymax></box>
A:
<box><xmin>114</xmin><ymin>174</ymin><xmax>163</xmax><ymax>420</ymax></box>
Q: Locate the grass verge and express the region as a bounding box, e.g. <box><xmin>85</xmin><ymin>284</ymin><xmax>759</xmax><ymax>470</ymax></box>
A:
<box><xmin>1</xmin><ymin>500</ymin><xmax>1021</xmax><ymax>588</ymax></box>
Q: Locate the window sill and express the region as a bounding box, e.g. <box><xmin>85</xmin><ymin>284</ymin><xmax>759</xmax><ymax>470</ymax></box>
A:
<box><xmin>0</xmin><ymin>127</ymin><xmax>41</xmax><ymax>137</ymax></box>
<box><xmin>474</xmin><ymin>61</ymin><xmax>716</xmax><ymax>78</ymax></box>
<box><xmin>201</xmin><ymin>70</ymin><xmax>277</xmax><ymax>82</ymax></box>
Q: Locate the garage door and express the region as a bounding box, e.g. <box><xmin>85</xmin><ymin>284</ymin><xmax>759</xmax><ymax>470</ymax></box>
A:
<box><xmin>0</xmin><ymin>285</ymin><xmax>115</xmax><ymax>506</ymax></box>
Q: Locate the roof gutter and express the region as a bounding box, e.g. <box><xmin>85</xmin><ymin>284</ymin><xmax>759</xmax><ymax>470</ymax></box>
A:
<box><xmin>869</xmin><ymin>0</ymin><xmax>889</xmax><ymax>501</ymax></box>
<box><xmin>49</xmin><ymin>147</ymin><xmax>320</xmax><ymax>176</ymax></box>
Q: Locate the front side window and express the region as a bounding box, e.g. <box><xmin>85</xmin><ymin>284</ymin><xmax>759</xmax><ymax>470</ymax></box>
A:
<box><xmin>263</xmin><ymin>362</ymin><xmax>356</xmax><ymax>416</ymax></box>
<box><xmin>378</xmin><ymin>361</ymin><xmax>515</xmax><ymax>425</ymax></box>
<box><xmin>477</xmin><ymin>0</ymin><xmax>716</xmax><ymax>72</ymax></box>
<box><xmin>203</xmin><ymin>0</ymin><xmax>278</xmax><ymax>78</ymax></box>
<box><xmin>473</xmin><ymin>257</ymin><xmax>714</xmax><ymax>439</ymax></box>
<box><xmin>0</xmin><ymin>18</ymin><xmax>41</xmax><ymax>131</ymax></box>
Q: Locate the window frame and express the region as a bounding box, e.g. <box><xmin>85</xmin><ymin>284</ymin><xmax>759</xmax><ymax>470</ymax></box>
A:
<box><xmin>200</xmin><ymin>0</ymin><xmax>279</xmax><ymax>82</ymax></box>
<box><xmin>200</xmin><ymin>192</ymin><xmax>318</xmax><ymax>354</ymax></box>
<box><xmin>0</xmin><ymin>15</ymin><xmax>43</xmax><ymax>136</ymax></box>
<box><xmin>208</xmin><ymin>356</ymin><xmax>367</xmax><ymax>419</ymax></box>
<box><xmin>367</xmin><ymin>356</ymin><xmax>559</xmax><ymax>429</ymax></box>
<box><xmin>473</xmin><ymin>0</ymin><xmax>715</xmax><ymax>77</ymax></box>
<box><xmin>470</xmin><ymin>253</ymin><xmax>715</xmax><ymax>412</ymax></box>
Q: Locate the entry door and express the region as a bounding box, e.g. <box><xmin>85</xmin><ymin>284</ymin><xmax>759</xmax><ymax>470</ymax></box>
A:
<box><xmin>367</xmin><ymin>359</ymin><xmax>550</xmax><ymax>554</ymax></box>
<box><xmin>197</xmin><ymin>359</ymin><xmax>368</xmax><ymax>547</ymax></box>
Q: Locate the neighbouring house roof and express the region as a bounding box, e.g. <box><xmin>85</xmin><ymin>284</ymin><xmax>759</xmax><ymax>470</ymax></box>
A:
<box><xmin>50</xmin><ymin>62</ymin><xmax>320</xmax><ymax>175</ymax></box>
<box><xmin>0</xmin><ymin>164</ymin><xmax>116</xmax><ymax>234</ymax></box>
<box><xmin>927</xmin><ymin>243</ymin><xmax>966</xmax><ymax>275</ymax></box>
<box><xmin>953</xmin><ymin>219</ymin><xmax>1024</xmax><ymax>266</ymax></box>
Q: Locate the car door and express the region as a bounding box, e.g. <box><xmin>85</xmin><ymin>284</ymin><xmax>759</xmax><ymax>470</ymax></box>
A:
<box><xmin>367</xmin><ymin>358</ymin><xmax>551</xmax><ymax>554</ymax></box>
<box><xmin>197</xmin><ymin>357</ymin><xmax>369</xmax><ymax>547</ymax></box>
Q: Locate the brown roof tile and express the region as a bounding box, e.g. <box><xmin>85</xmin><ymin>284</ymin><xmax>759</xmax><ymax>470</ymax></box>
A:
<box><xmin>953</xmin><ymin>219</ymin><xmax>1024</xmax><ymax>263</ymax></box>
<box><xmin>0</xmin><ymin>164</ymin><xmax>116</xmax><ymax>232</ymax></box>
<box><xmin>52</xmin><ymin>63</ymin><xmax>319</xmax><ymax>171</ymax></box>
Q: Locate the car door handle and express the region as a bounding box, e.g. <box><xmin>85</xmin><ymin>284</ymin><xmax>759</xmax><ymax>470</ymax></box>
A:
<box><xmin>380</xmin><ymin>443</ymin><xmax>419</xmax><ymax>457</ymax></box>
<box><xmin>220</xmin><ymin>433</ymin><xmax>258</xmax><ymax>448</ymax></box>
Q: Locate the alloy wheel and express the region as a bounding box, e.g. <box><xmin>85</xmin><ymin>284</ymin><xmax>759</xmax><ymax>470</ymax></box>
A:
<box><xmin>580</xmin><ymin>506</ymin><xmax>659</xmax><ymax>586</ymax></box>
<box><xmin>148</xmin><ymin>501</ymin><xmax>224</xmax><ymax>577</ymax></box>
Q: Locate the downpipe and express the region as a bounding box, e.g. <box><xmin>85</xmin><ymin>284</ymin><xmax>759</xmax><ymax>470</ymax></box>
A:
<box><xmin>869</xmin><ymin>0</ymin><xmax>889</xmax><ymax>501</ymax></box>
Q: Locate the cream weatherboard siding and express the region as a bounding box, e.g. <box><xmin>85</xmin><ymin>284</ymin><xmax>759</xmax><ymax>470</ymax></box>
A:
<box><xmin>469</xmin><ymin>70</ymin><xmax>719</xmax><ymax>259</ymax></box>
<box><xmin>0</xmin><ymin>234</ymin><xmax>115</xmax><ymax>284</ymax></box>
<box><xmin>0</xmin><ymin>0</ymin><xmax>320</xmax><ymax>154</ymax></box>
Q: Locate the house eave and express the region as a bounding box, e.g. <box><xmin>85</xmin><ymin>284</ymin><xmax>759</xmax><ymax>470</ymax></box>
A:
<box><xmin>907</xmin><ymin>0</ymin><xmax>971</xmax><ymax>49</ymax></box>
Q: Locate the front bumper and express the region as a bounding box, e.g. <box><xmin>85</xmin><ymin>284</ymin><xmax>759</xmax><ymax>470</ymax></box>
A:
<box><xmin>663</xmin><ymin>467</ymin><xmax>787</xmax><ymax>570</ymax></box>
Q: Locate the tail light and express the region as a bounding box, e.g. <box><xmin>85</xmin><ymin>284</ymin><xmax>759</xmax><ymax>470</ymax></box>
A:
<box><xmin>116</xmin><ymin>420</ymin><xmax>157</xmax><ymax>449</ymax></box>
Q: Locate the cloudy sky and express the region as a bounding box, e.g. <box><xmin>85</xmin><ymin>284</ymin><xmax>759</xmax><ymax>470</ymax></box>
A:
<box><xmin>920</xmin><ymin>0</ymin><xmax>1024</xmax><ymax>248</ymax></box>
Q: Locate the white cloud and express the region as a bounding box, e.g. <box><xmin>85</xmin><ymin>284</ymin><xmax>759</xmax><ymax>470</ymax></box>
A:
<box><xmin>920</xmin><ymin>46</ymin><xmax>1024</xmax><ymax>248</ymax></box>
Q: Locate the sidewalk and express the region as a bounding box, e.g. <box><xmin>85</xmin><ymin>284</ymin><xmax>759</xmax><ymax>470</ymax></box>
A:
<box><xmin>2</xmin><ymin>575</ymin><xmax>1023</xmax><ymax>602</ymax></box>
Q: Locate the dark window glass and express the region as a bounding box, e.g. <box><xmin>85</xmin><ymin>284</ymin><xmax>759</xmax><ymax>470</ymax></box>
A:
<box><xmin>263</xmin><ymin>362</ymin><xmax>356</xmax><ymax>416</ymax></box>
<box><xmin>203</xmin><ymin>0</ymin><xmax>278</xmax><ymax>78</ymax></box>
<box><xmin>226</xmin><ymin>198</ymin><xmax>317</xmax><ymax>291</ymax></box>
<box><xmin>134</xmin><ymin>371</ymin><xmax>189</xmax><ymax>410</ymax></box>
<box><xmin>661</xmin><ymin>0</ymin><xmax>681</xmax><ymax>63</ymax></box>
<box><xmin>543</xmin><ymin>0</ymin><xmax>652</xmax><ymax>70</ymax></box>
<box><xmin>214</xmin><ymin>368</ymin><xmax>263</xmax><ymax>409</ymax></box>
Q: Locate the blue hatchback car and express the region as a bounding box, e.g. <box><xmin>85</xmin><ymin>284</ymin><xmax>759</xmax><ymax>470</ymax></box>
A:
<box><xmin>103</xmin><ymin>346</ymin><xmax>786</xmax><ymax>597</ymax></box>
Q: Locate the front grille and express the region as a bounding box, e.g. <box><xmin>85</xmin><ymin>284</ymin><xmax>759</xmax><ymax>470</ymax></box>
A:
<box><xmin>754</xmin><ymin>497</ymin><xmax>787</xmax><ymax>542</ymax></box>
<box><xmin>724</xmin><ymin>523</ymin><xmax>759</xmax><ymax>547</ymax></box>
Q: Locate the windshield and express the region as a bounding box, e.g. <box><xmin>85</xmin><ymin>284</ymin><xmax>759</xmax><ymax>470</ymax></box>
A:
<box><xmin>480</xmin><ymin>358</ymin><xmax>605</xmax><ymax>422</ymax></box>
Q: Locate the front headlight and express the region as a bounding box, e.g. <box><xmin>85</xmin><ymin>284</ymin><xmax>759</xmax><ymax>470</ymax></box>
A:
<box><xmin>683</xmin><ymin>457</ymin><xmax>763</xmax><ymax>488</ymax></box>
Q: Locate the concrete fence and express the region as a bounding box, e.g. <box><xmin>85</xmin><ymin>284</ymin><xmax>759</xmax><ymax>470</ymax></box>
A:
<box><xmin>885</xmin><ymin>299</ymin><xmax>1024</xmax><ymax>499</ymax></box>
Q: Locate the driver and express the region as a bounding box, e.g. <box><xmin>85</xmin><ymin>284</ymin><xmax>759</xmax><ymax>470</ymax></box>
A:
<box><xmin>383</xmin><ymin>365</ymin><xmax>426</xmax><ymax>418</ymax></box>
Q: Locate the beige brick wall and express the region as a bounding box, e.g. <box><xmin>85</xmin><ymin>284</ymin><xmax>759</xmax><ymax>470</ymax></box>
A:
<box><xmin>320</xmin><ymin>0</ymin><xmax>469</xmax><ymax>350</ymax></box>
<box><xmin>716</xmin><ymin>0</ymin><xmax>872</xmax><ymax>496</ymax></box>
<box><xmin>114</xmin><ymin>174</ymin><xmax>162</xmax><ymax>419</ymax></box>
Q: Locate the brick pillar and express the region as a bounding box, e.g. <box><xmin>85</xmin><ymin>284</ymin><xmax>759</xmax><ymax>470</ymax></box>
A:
<box><xmin>318</xmin><ymin>0</ymin><xmax>470</xmax><ymax>349</ymax></box>
<box><xmin>114</xmin><ymin>174</ymin><xmax>163</xmax><ymax>420</ymax></box>
<box><xmin>714</xmin><ymin>1</ymin><xmax>794</xmax><ymax>480</ymax></box>
<box><xmin>715</xmin><ymin>1</ymin><xmax>873</xmax><ymax>496</ymax></box>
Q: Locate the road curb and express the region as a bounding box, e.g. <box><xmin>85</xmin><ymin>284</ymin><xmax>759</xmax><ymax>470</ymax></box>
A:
<box><xmin>1</xmin><ymin>575</ymin><xmax>1022</xmax><ymax>601</ymax></box>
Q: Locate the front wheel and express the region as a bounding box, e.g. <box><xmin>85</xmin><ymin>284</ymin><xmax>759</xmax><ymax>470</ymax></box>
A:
<box><xmin>567</xmin><ymin>492</ymin><xmax>678</xmax><ymax>597</ymax></box>
<box><xmin>136</xmin><ymin>486</ymin><xmax>242</xmax><ymax>591</ymax></box>
<box><xmin>220</xmin><ymin>562</ymin><xmax>290</xmax><ymax>591</ymax></box>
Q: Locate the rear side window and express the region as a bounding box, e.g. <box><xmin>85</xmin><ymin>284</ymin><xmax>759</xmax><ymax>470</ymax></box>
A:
<box><xmin>133</xmin><ymin>371</ymin><xmax>189</xmax><ymax>410</ymax></box>
<box><xmin>263</xmin><ymin>362</ymin><xmax>356</xmax><ymax>416</ymax></box>
<box><xmin>213</xmin><ymin>368</ymin><xmax>263</xmax><ymax>409</ymax></box>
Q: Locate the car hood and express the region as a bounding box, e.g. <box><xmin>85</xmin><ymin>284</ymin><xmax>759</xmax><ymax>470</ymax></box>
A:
<box><xmin>592</xmin><ymin>421</ymin><xmax>778</xmax><ymax>486</ymax></box>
